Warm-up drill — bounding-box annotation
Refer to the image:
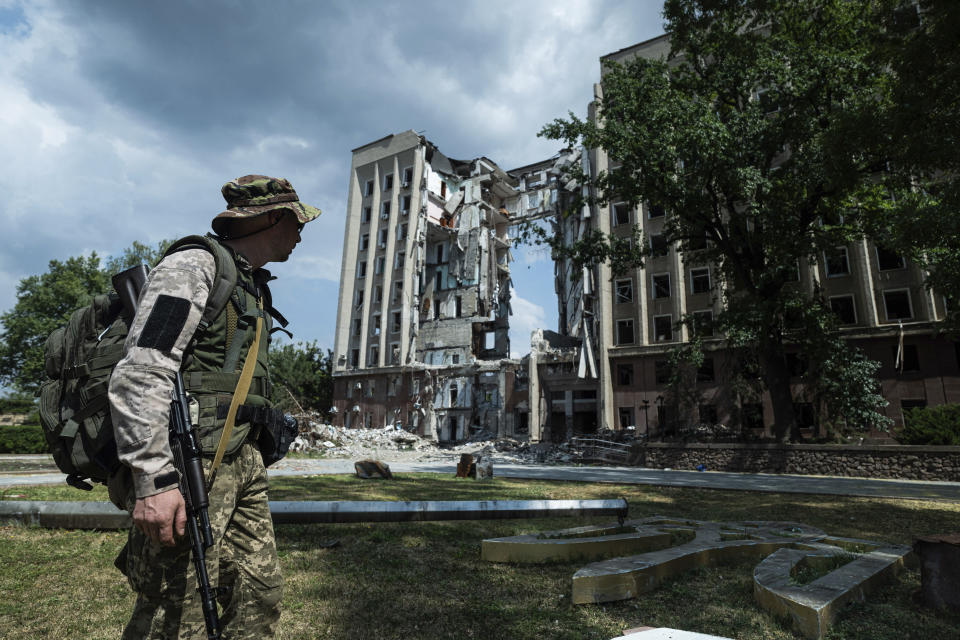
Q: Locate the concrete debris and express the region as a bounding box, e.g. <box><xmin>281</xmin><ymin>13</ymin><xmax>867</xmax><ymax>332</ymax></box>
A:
<box><xmin>354</xmin><ymin>460</ymin><xmax>393</xmax><ymax>479</ymax></box>
<box><xmin>290</xmin><ymin>415</ymin><xmax>578</xmax><ymax>465</ymax></box>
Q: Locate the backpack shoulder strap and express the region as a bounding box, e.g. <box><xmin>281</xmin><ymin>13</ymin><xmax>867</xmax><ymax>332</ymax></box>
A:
<box><xmin>162</xmin><ymin>234</ymin><xmax>239</xmax><ymax>330</ymax></box>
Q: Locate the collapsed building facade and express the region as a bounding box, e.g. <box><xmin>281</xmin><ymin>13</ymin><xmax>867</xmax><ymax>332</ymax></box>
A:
<box><xmin>333</xmin><ymin>37</ymin><xmax>960</xmax><ymax>443</ymax></box>
<box><xmin>331</xmin><ymin>131</ymin><xmax>527</xmax><ymax>441</ymax></box>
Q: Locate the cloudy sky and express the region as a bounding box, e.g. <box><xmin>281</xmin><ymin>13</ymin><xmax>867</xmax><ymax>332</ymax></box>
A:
<box><xmin>0</xmin><ymin>0</ymin><xmax>666</xmax><ymax>357</ymax></box>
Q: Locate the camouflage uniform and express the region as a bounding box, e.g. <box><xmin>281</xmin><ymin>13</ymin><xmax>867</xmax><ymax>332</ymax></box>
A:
<box><xmin>108</xmin><ymin>175</ymin><xmax>320</xmax><ymax>639</ymax></box>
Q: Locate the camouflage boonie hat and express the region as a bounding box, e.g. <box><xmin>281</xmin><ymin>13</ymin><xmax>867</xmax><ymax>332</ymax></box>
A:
<box><xmin>212</xmin><ymin>174</ymin><xmax>321</xmax><ymax>237</ymax></box>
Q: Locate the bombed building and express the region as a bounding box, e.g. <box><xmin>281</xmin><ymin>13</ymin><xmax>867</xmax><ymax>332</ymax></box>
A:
<box><xmin>331</xmin><ymin>131</ymin><xmax>527</xmax><ymax>442</ymax></box>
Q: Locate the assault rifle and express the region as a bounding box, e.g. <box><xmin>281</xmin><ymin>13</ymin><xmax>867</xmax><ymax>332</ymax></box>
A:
<box><xmin>113</xmin><ymin>265</ymin><xmax>223</xmax><ymax>640</ymax></box>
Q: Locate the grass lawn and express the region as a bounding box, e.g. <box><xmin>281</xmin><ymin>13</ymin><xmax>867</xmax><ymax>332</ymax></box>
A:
<box><xmin>2</xmin><ymin>473</ymin><xmax>959</xmax><ymax>639</ymax></box>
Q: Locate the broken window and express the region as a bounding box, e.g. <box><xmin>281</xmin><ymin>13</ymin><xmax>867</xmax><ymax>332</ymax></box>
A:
<box><xmin>650</xmin><ymin>234</ymin><xmax>669</xmax><ymax>257</ymax></box>
<box><xmin>455</xmin><ymin>296</ymin><xmax>462</xmax><ymax>318</ymax></box>
<box><xmin>618</xmin><ymin>407</ymin><xmax>634</xmax><ymax>429</ymax></box>
<box><xmin>647</xmin><ymin>202</ymin><xmax>666</xmax><ymax>218</ymax></box>
<box><xmin>378</xmin><ymin>228</ymin><xmax>388</xmax><ymax>247</ymax></box>
<box><xmin>395</xmin><ymin>252</ymin><xmax>405</xmax><ymax>269</ymax></box>
<box><xmin>352</xmin><ymin>318</ymin><xmax>361</xmax><ymax>336</ymax></box>
<box><xmin>615</xmin><ymin>278</ymin><xmax>633</xmax><ymax>303</ymax></box>
<box><xmin>360</xmin><ymin>233</ymin><xmax>369</xmax><ymax>251</ymax></box>
<box><xmin>433</xmin><ymin>297</ymin><xmax>440</xmax><ymax>320</ymax></box>
<box><xmin>393</xmin><ymin>281</ymin><xmax>403</xmax><ymax>304</ymax></box>
<box><xmin>369</xmin><ymin>346</ymin><xmax>379</xmax><ymax>367</ymax></box>
<box><xmin>374</xmin><ymin>256</ymin><xmax>385</xmax><ymax>275</ymax></box>
<box><xmin>692</xmin><ymin>310</ymin><xmax>714</xmax><ymax>337</ymax></box>
<box><xmin>402</xmin><ymin>166</ymin><xmax>414</xmax><ymax>187</ymax></box>
<box><xmin>357</xmin><ymin>262</ymin><xmax>367</xmax><ymax>278</ymax></box>
<box><xmin>616</xmin><ymin>319</ymin><xmax>635</xmax><ymax>345</ymax></box>
<box><xmin>883</xmin><ymin>289</ymin><xmax>913</xmax><ymax>320</ymax></box>
<box><xmin>398</xmin><ymin>223</ymin><xmax>407</xmax><ymax>240</ymax></box>
<box><xmin>652</xmin><ymin>273</ymin><xmax>671</xmax><ymax>299</ymax></box>
<box><xmin>387</xmin><ymin>376</ymin><xmax>398</xmax><ymax>396</ymax></box>
<box><xmin>350</xmin><ymin>349</ymin><xmax>359</xmax><ymax>367</ymax></box>
<box><xmin>401</xmin><ymin>194</ymin><xmax>412</xmax><ymax>214</ymax></box>
<box><xmin>527</xmin><ymin>192</ymin><xmax>540</xmax><ymax>209</ymax></box>
<box><xmin>452</xmin><ymin>354</ymin><xmax>460</xmax><ymax>364</ymax></box>
<box><xmin>449</xmin><ymin>385</ymin><xmax>458</xmax><ymax>406</ymax></box>
<box><xmin>383</xmin><ymin>173</ymin><xmax>393</xmax><ymax>191</ymax></box>
<box><xmin>892</xmin><ymin>344</ymin><xmax>920</xmax><ymax>373</ymax></box>
<box><xmin>436</xmin><ymin>243</ymin><xmax>445</xmax><ymax>263</ymax></box>
<box><xmin>653</xmin><ymin>315</ymin><xmax>673</xmax><ymax>342</ymax></box>
<box><xmin>361</xmin><ymin>206</ymin><xmax>371</xmax><ymax>223</ymax></box>
<box><xmin>617</xmin><ymin>364</ymin><xmax>634</xmax><ymax>386</ymax></box>
<box><xmin>391</xmin><ymin>311</ymin><xmax>401</xmax><ymax>333</ymax></box>
<box><xmin>364</xmin><ymin>179</ymin><xmax>374</xmax><ymax>197</ymax></box>
<box><xmin>380</xmin><ymin>201</ymin><xmax>391</xmax><ymax>219</ymax></box>
<box><xmin>355</xmin><ymin>288</ymin><xmax>364</xmax><ymax>308</ymax></box>
<box><xmin>371</xmin><ymin>314</ymin><xmax>381</xmax><ymax>335</ymax></box>
<box><xmin>824</xmin><ymin>246</ymin><xmax>850</xmax><ymax>277</ymax></box>
<box><xmin>876</xmin><ymin>244</ymin><xmax>906</xmax><ymax>271</ymax></box>
<box><xmin>435</xmin><ymin>268</ymin><xmax>444</xmax><ymax>290</ymax></box>
<box><xmin>829</xmin><ymin>295</ymin><xmax>857</xmax><ymax>325</ymax></box>
<box><xmin>373</xmin><ymin>285</ymin><xmax>382</xmax><ymax>304</ymax></box>
<box><xmin>484</xmin><ymin>331</ymin><xmax>496</xmax><ymax>350</ymax></box>
<box><xmin>390</xmin><ymin>343</ymin><xmax>400</xmax><ymax>364</ymax></box>
<box><xmin>613</xmin><ymin>203</ymin><xmax>631</xmax><ymax>226</ymax></box>
<box><xmin>690</xmin><ymin>267</ymin><xmax>711</xmax><ymax>294</ymax></box>
<box><xmin>697</xmin><ymin>358</ymin><xmax>715</xmax><ymax>383</ymax></box>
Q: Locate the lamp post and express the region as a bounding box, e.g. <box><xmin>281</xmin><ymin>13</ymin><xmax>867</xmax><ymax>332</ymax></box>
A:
<box><xmin>655</xmin><ymin>395</ymin><xmax>665</xmax><ymax>441</ymax></box>
<box><xmin>641</xmin><ymin>399</ymin><xmax>650</xmax><ymax>438</ymax></box>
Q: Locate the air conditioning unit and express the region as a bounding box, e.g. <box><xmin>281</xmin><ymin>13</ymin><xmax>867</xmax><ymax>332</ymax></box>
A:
<box><xmin>402</xmin><ymin>181</ymin><xmax>411</xmax><ymax>188</ymax></box>
<box><xmin>352</xmin><ymin>405</ymin><xmax>361</xmax><ymax>413</ymax></box>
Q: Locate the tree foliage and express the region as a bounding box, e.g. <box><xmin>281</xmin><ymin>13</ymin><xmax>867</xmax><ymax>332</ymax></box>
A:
<box><xmin>537</xmin><ymin>0</ymin><xmax>900</xmax><ymax>440</ymax></box>
<box><xmin>269</xmin><ymin>341</ymin><xmax>334</xmax><ymax>418</ymax></box>
<box><xmin>0</xmin><ymin>240</ymin><xmax>173</xmax><ymax>394</ymax></box>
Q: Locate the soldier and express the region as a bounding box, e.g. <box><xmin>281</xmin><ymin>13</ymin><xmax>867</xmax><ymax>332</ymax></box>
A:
<box><xmin>108</xmin><ymin>175</ymin><xmax>321</xmax><ymax>639</ymax></box>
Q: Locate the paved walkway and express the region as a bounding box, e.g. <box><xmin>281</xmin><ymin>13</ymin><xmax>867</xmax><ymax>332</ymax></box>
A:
<box><xmin>4</xmin><ymin>455</ymin><xmax>959</xmax><ymax>501</ymax></box>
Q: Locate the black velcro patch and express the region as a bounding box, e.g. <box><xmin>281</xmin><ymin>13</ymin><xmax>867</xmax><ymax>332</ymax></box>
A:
<box><xmin>153</xmin><ymin>471</ymin><xmax>179</xmax><ymax>490</ymax></box>
<box><xmin>137</xmin><ymin>294</ymin><xmax>191</xmax><ymax>352</ymax></box>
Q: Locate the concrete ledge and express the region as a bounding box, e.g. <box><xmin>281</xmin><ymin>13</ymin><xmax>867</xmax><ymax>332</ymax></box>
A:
<box><xmin>0</xmin><ymin>500</ymin><xmax>131</xmax><ymax>529</ymax></box>
<box><xmin>483</xmin><ymin>523</ymin><xmax>673</xmax><ymax>564</ymax></box>
<box><xmin>753</xmin><ymin>537</ymin><xmax>913</xmax><ymax>639</ymax></box>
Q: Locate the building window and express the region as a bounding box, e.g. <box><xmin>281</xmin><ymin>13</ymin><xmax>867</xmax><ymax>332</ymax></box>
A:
<box><xmin>618</xmin><ymin>407</ymin><xmax>635</xmax><ymax>429</ymax></box>
<box><xmin>829</xmin><ymin>295</ymin><xmax>857</xmax><ymax>325</ymax></box>
<box><xmin>449</xmin><ymin>385</ymin><xmax>458</xmax><ymax>406</ymax></box>
<box><xmin>654</xmin><ymin>360</ymin><xmax>670</xmax><ymax>384</ymax></box>
<box><xmin>883</xmin><ymin>289</ymin><xmax>913</xmax><ymax>320</ymax></box>
<box><xmin>527</xmin><ymin>192</ymin><xmax>540</xmax><ymax>209</ymax></box>
<box><xmin>615</xmin><ymin>279</ymin><xmax>633</xmax><ymax>303</ymax></box>
<box><xmin>613</xmin><ymin>203</ymin><xmax>631</xmax><ymax>226</ymax></box>
<box><xmin>360</xmin><ymin>233</ymin><xmax>369</xmax><ymax>251</ymax></box>
<box><xmin>697</xmin><ymin>358</ymin><xmax>715</xmax><ymax>383</ymax></box>
<box><xmin>393</xmin><ymin>281</ymin><xmax>403</xmax><ymax>304</ymax></box>
<box><xmin>876</xmin><ymin>244</ymin><xmax>906</xmax><ymax>271</ymax></box>
<box><xmin>369</xmin><ymin>345</ymin><xmax>379</xmax><ymax>366</ymax></box>
<box><xmin>380</xmin><ymin>201</ymin><xmax>391</xmax><ymax>218</ymax></box>
<box><xmin>371</xmin><ymin>314</ymin><xmax>381</xmax><ymax>336</ymax></box>
<box><xmin>616</xmin><ymin>319</ymin><xmax>635</xmax><ymax>345</ymax></box>
<box><xmin>455</xmin><ymin>296</ymin><xmax>462</xmax><ymax>318</ymax></box>
<box><xmin>395</xmin><ymin>252</ymin><xmax>405</xmax><ymax>269</ymax></box>
<box><xmin>617</xmin><ymin>364</ymin><xmax>634</xmax><ymax>386</ymax></box>
<box><xmin>355</xmin><ymin>288</ymin><xmax>364</xmax><ymax>309</ymax></box>
<box><xmin>398</xmin><ymin>223</ymin><xmax>407</xmax><ymax>241</ymax></box>
<box><xmin>433</xmin><ymin>297</ymin><xmax>440</xmax><ymax>320</ymax></box>
<box><xmin>698</xmin><ymin>404</ymin><xmax>718</xmax><ymax>424</ymax></box>
<box><xmin>374</xmin><ymin>256</ymin><xmax>385</xmax><ymax>275</ymax></box>
<box><xmin>378</xmin><ymin>228</ymin><xmax>388</xmax><ymax>247</ymax></box>
<box><xmin>893</xmin><ymin>344</ymin><xmax>920</xmax><ymax>373</ymax></box>
<box><xmin>692</xmin><ymin>310</ymin><xmax>714</xmax><ymax>337</ymax></box>
<box><xmin>391</xmin><ymin>311</ymin><xmax>402</xmax><ymax>333</ymax></box>
<box><xmin>653</xmin><ymin>315</ymin><xmax>673</xmax><ymax>342</ymax></box>
<box><xmin>383</xmin><ymin>173</ymin><xmax>393</xmax><ymax>191</ymax></box>
<box><xmin>690</xmin><ymin>267</ymin><xmax>711</xmax><ymax>294</ymax></box>
<box><xmin>352</xmin><ymin>318</ymin><xmax>361</xmax><ymax>336</ymax></box>
<box><xmin>373</xmin><ymin>285</ymin><xmax>383</xmax><ymax>304</ymax></box>
<box><xmin>350</xmin><ymin>349</ymin><xmax>359</xmax><ymax>367</ymax></box>
<box><xmin>364</xmin><ymin>179</ymin><xmax>374</xmax><ymax>197</ymax></box>
<box><xmin>436</xmin><ymin>243</ymin><xmax>445</xmax><ymax>263</ymax></box>
<box><xmin>650</xmin><ymin>234</ymin><xmax>669</xmax><ymax>257</ymax></box>
<box><xmin>824</xmin><ymin>246</ymin><xmax>850</xmax><ymax>277</ymax></box>
<box><xmin>401</xmin><ymin>194</ymin><xmax>412</xmax><ymax>215</ymax></box>
<box><xmin>435</xmin><ymin>268</ymin><xmax>444</xmax><ymax>290</ymax></box>
<box><xmin>390</xmin><ymin>343</ymin><xmax>400</xmax><ymax>364</ymax></box>
<box><xmin>361</xmin><ymin>206</ymin><xmax>372</xmax><ymax>223</ymax></box>
<box><xmin>357</xmin><ymin>262</ymin><xmax>367</xmax><ymax>278</ymax></box>
<box><xmin>647</xmin><ymin>202</ymin><xmax>666</xmax><ymax>218</ymax></box>
<box><xmin>402</xmin><ymin>166</ymin><xmax>414</xmax><ymax>187</ymax></box>
<box><xmin>652</xmin><ymin>273</ymin><xmax>671</xmax><ymax>299</ymax></box>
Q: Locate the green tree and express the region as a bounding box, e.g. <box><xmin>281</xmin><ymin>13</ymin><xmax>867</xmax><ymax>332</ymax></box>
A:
<box><xmin>0</xmin><ymin>239</ymin><xmax>175</xmax><ymax>394</ymax></box>
<box><xmin>269</xmin><ymin>341</ymin><xmax>334</xmax><ymax>418</ymax></box>
<box><xmin>0</xmin><ymin>255</ymin><xmax>110</xmax><ymax>393</ymax></box>
<box><xmin>538</xmin><ymin>0</ymin><xmax>894</xmax><ymax>441</ymax></box>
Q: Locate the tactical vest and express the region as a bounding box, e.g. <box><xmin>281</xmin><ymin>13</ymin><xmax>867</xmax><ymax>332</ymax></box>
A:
<box><xmin>164</xmin><ymin>235</ymin><xmax>275</xmax><ymax>457</ymax></box>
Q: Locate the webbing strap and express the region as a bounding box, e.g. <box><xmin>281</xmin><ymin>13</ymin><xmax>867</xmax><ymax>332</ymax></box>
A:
<box><xmin>209</xmin><ymin>299</ymin><xmax>263</xmax><ymax>484</ymax></box>
<box><xmin>184</xmin><ymin>371</ymin><xmax>268</xmax><ymax>396</ymax></box>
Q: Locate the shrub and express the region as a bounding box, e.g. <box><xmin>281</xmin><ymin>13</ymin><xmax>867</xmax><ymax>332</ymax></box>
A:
<box><xmin>898</xmin><ymin>404</ymin><xmax>960</xmax><ymax>445</ymax></box>
<box><xmin>0</xmin><ymin>424</ymin><xmax>47</xmax><ymax>453</ymax></box>
<box><xmin>0</xmin><ymin>392</ymin><xmax>37</xmax><ymax>414</ymax></box>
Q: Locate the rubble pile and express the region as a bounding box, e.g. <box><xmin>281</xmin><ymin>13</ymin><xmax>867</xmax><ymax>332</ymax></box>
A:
<box><xmin>289</xmin><ymin>418</ymin><xmax>578</xmax><ymax>465</ymax></box>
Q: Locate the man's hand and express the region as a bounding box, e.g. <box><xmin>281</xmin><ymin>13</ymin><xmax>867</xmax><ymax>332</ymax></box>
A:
<box><xmin>133</xmin><ymin>488</ymin><xmax>187</xmax><ymax>547</ymax></box>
